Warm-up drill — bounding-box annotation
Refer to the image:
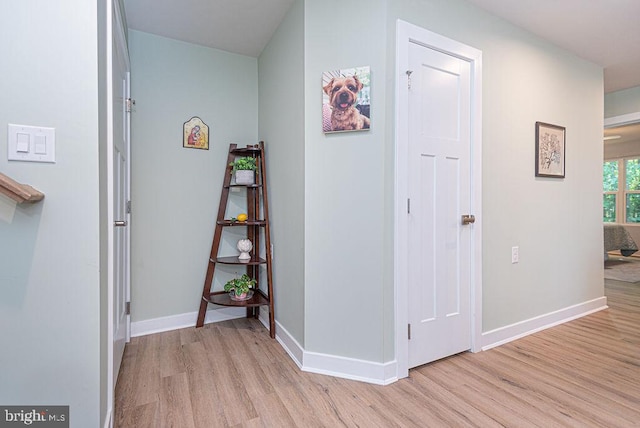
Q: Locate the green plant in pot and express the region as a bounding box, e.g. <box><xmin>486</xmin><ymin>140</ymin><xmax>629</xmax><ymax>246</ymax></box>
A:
<box><xmin>229</xmin><ymin>156</ymin><xmax>257</xmax><ymax>185</ymax></box>
<box><xmin>223</xmin><ymin>273</ymin><xmax>256</xmax><ymax>300</ymax></box>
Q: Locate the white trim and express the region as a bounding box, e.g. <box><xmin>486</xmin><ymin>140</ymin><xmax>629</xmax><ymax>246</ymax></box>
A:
<box><xmin>604</xmin><ymin>112</ymin><xmax>640</xmax><ymax>128</ymax></box>
<box><xmin>103</xmin><ymin>412</ymin><xmax>112</xmax><ymax>428</ymax></box>
<box><xmin>258</xmin><ymin>311</ymin><xmax>304</xmax><ymax>369</ymax></box>
<box><xmin>394</xmin><ymin>20</ymin><xmax>483</xmax><ymax>379</ymax></box>
<box><xmin>481</xmin><ymin>297</ymin><xmax>608</xmax><ymax>350</ymax></box>
<box><xmin>131</xmin><ymin>308</ymin><xmax>245</xmax><ymax>337</ymax></box>
<box><xmin>302</xmin><ymin>352</ymin><xmax>398</xmax><ymax>386</ymax></box>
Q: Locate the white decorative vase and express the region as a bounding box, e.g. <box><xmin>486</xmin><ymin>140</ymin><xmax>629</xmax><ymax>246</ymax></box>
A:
<box><xmin>235</xmin><ymin>170</ymin><xmax>255</xmax><ymax>185</ymax></box>
<box><xmin>237</xmin><ymin>239</ymin><xmax>253</xmax><ymax>261</ymax></box>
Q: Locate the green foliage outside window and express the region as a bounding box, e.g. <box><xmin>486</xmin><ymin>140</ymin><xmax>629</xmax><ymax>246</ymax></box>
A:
<box><xmin>603</xmin><ymin>161</ymin><xmax>618</xmax><ymax>192</ymax></box>
<box><xmin>626</xmin><ymin>159</ymin><xmax>640</xmax><ymax>190</ymax></box>
<box><xmin>603</xmin><ymin>194</ymin><xmax>616</xmax><ymax>222</ymax></box>
<box><xmin>603</xmin><ymin>161</ymin><xmax>618</xmax><ymax>222</ymax></box>
<box><xmin>604</xmin><ymin>159</ymin><xmax>640</xmax><ymax>223</ymax></box>
<box><xmin>626</xmin><ymin>159</ymin><xmax>640</xmax><ymax>223</ymax></box>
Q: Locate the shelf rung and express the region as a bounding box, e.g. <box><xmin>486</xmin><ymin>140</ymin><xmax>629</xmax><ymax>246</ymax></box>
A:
<box><xmin>230</xmin><ymin>146</ymin><xmax>261</xmax><ymax>155</ymax></box>
<box><xmin>203</xmin><ymin>290</ymin><xmax>269</xmax><ymax>307</ymax></box>
<box><xmin>216</xmin><ymin>220</ymin><xmax>266</xmax><ymax>226</ymax></box>
<box><xmin>210</xmin><ymin>256</ymin><xmax>267</xmax><ymax>265</ymax></box>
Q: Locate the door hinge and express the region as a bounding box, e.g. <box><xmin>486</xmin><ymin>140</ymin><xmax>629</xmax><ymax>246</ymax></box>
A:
<box><xmin>126</xmin><ymin>98</ymin><xmax>135</xmax><ymax>113</ymax></box>
<box><xmin>125</xmin><ymin>301</ymin><xmax>131</xmax><ymax>315</ymax></box>
<box><xmin>407</xmin><ymin>198</ymin><xmax>411</xmax><ymax>214</ymax></box>
<box><xmin>126</xmin><ymin>200</ymin><xmax>131</xmax><ymax>214</ymax></box>
<box><xmin>408</xmin><ymin>323</ymin><xmax>411</xmax><ymax>340</ymax></box>
<box><xmin>406</xmin><ymin>70</ymin><xmax>413</xmax><ymax>90</ymax></box>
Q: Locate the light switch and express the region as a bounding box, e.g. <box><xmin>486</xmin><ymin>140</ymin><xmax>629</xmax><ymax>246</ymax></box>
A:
<box><xmin>8</xmin><ymin>124</ymin><xmax>55</xmax><ymax>163</ymax></box>
<box><xmin>34</xmin><ymin>134</ymin><xmax>47</xmax><ymax>154</ymax></box>
<box><xmin>16</xmin><ymin>133</ymin><xmax>30</xmax><ymax>153</ymax></box>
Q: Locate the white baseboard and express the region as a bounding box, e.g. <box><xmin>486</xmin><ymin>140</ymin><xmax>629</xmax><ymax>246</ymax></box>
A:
<box><xmin>130</xmin><ymin>307</ymin><xmax>245</xmax><ymax>337</ymax></box>
<box><xmin>481</xmin><ymin>296</ymin><xmax>608</xmax><ymax>350</ymax></box>
<box><xmin>257</xmin><ymin>310</ymin><xmax>396</xmax><ymax>385</ymax></box>
<box><xmin>257</xmin><ymin>310</ymin><xmax>304</xmax><ymax>369</ymax></box>
<box><xmin>258</xmin><ymin>310</ymin><xmax>396</xmax><ymax>385</ymax></box>
<box><xmin>302</xmin><ymin>352</ymin><xmax>398</xmax><ymax>385</ymax></box>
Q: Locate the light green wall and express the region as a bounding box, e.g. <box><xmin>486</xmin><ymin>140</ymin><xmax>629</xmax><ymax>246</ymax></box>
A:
<box><xmin>129</xmin><ymin>31</ymin><xmax>259</xmax><ymax>322</ymax></box>
<box><xmin>301</xmin><ymin>0</ymin><xmax>603</xmax><ymax>364</ymax></box>
<box><xmin>0</xmin><ymin>1</ymin><xmax>102</xmax><ymax>425</ymax></box>
<box><xmin>258</xmin><ymin>0</ymin><xmax>305</xmax><ymax>344</ymax></box>
<box><xmin>304</xmin><ymin>0</ymin><xmax>388</xmax><ymax>361</ymax></box>
<box><xmin>386</xmin><ymin>0</ymin><xmax>604</xmax><ymax>334</ymax></box>
<box><xmin>605</xmin><ymin>86</ymin><xmax>640</xmax><ymax>118</ymax></box>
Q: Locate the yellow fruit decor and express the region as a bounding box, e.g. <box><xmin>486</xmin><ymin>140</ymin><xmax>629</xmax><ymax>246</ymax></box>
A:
<box><xmin>231</xmin><ymin>213</ymin><xmax>248</xmax><ymax>223</ymax></box>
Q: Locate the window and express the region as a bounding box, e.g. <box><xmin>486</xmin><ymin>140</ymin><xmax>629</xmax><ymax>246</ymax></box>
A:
<box><xmin>603</xmin><ymin>157</ymin><xmax>640</xmax><ymax>223</ymax></box>
<box><xmin>603</xmin><ymin>160</ymin><xmax>618</xmax><ymax>222</ymax></box>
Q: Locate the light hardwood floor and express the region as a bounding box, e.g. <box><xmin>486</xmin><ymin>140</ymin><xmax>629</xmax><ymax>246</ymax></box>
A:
<box><xmin>114</xmin><ymin>280</ymin><xmax>640</xmax><ymax>427</ymax></box>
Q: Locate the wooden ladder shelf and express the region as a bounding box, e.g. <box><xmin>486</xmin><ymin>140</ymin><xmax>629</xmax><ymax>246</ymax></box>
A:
<box><xmin>196</xmin><ymin>142</ymin><xmax>275</xmax><ymax>338</ymax></box>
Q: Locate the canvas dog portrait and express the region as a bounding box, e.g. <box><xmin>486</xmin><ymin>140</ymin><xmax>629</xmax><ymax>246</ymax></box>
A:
<box><xmin>322</xmin><ymin>66</ymin><xmax>370</xmax><ymax>133</ymax></box>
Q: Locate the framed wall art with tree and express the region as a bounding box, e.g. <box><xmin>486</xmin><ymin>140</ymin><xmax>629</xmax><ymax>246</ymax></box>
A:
<box><xmin>535</xmin><ymin>121</ymin><xmax>565</xmax><ymax>178</ymax></box>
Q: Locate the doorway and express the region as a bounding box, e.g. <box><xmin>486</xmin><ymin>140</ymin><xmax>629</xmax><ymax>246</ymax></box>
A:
<box><xmin>603</xmin><ymin>113</ymin><xmax>640</xmax><ymax>259</ymax></box>
<box><xmin>395</xmin><ymin>20</ymin><xmax>483</xmax><ymax>378</ymax></box>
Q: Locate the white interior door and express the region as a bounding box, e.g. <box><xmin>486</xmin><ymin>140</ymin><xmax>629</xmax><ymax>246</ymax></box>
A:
<box><xmin>407</xmin><ymin>41</ymin><xmax>473</xmax><ymax>368</ymax></box>
<box><xmin>111</xmin><ymin>0</ymin><xmax>131</xmax><ymax>397</ymax></box>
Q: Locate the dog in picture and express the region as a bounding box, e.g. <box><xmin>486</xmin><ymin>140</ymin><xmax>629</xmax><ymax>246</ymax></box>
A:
<box><xmin>323</xmin><ymin>75</ymin><xmax>370</xmax><ymax>131</ymax></box>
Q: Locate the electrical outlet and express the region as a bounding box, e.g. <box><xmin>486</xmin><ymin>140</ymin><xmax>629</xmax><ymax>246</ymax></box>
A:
<box><xmin>511</xmin><ymin>246</ymin><xmax>519</xmax><ymax>264</ymax></box>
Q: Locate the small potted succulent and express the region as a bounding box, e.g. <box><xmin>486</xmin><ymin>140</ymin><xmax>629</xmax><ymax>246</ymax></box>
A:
<box><xmin>223</xmin><ymin>273</ymin><xmax>256</xmax><ymax>300</ymax></box>
<box><xmin>230</xmin><ymin>156</ymin><xmax>257</xmax><ymax>185</ymax></box>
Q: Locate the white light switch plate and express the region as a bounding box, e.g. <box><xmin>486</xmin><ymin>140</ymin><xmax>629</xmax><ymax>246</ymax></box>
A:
<box><xmin>8</xmin><ymin>123</ymin><xmax>55</xmax><ymax>163</ymax></box>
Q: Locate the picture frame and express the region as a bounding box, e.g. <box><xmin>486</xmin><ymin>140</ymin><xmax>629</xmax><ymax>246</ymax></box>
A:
<box><xmin>535</xmin><ymin>121</ymin><xmax>565</xmax><ymax>178</ymax></box>
<box><xmin>322</xmin><ymin>66</ymin><xmax>371</xmax><ymax>133</ymax></box>
<box><xmin>183</xmin><ymin>116</ymin><xmax>209</xmax><ymax>150</ymax></box>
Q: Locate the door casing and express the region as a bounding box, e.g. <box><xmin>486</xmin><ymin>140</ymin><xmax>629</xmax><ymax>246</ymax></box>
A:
<box><xmin>394</xmin><ymin>20</ymin><xmax>483</xmax><ymax>379</ymax></box>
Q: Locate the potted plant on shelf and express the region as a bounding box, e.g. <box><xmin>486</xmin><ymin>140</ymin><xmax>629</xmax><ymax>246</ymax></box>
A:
<box><xmin>230</xmin><ymin>156</ymin><xmax>257</xmax><ymax>185</ymax></box>
<box><xmin>223</xmin><ymin>273</ymin><xmax>256</xmax><ymax>300</ymax></box>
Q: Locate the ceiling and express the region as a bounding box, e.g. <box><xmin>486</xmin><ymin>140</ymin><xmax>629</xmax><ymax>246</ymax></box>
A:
<box><xmin>465</xmin><ymin>0</ymin><xmax>640</xmax><ymax>93</ymax></box>
<box><xmin>604</xmin><ymin>123</ymin><xmax>640</xmax><ymax>145</ymax></box>
<box><xmin>124</xmin><ymin>0</ymin><xmax>640</xmax><ymax>94</ymax></box>
<box><xmin>123</xmin><ymin>0</ymin><xmax>294</xmax><ymax>58</ymax></box>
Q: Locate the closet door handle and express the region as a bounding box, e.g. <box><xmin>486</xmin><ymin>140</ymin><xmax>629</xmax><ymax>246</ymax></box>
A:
<box><xmin>114</xmin><ymin>220</ymin><xmax>127</xmax><ymax>227</ymax></box>
<box><xmin>461</xmin><ymin>215</ymin><xmax>475</xmax><ymax>225</ymax></box>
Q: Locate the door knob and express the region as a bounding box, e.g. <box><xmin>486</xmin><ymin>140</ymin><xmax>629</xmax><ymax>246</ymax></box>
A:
<box><xmin>461</xmin><ymin>215</ymin><xmax>475</xmax><ymax>225</ymax></box>
<box><xmin>114</xmin><ymin>220</ymin><xmax>127</xmax><ymax>227</ymax></box>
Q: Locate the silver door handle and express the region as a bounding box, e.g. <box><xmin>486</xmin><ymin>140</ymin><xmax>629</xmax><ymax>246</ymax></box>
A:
<box><xmin>461</xmin><ymin>215</ymin><xmax>475</xmax><ymax>225</ymax></box>
<box><xmin>114</xmin><ymin>220</ymin><xmax>127</xmax><ymax>227</ymax></box>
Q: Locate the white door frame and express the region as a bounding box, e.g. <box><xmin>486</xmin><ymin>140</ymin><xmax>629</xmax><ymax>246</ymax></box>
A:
<box><xmin>394</xmin><ymin>20</ymin><xmax>483</xmax><ymax>378</ymax></box>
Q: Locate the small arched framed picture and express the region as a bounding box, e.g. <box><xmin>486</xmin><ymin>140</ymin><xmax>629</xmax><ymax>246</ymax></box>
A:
<box><xmin>183</xmin><ymin>116</ymin><xmax>209</xmax><ymax>150</ymax></box>
<box><xmin>535</xmin><ymin>121</ymin><xmax>565</xmax><ymax>178</ymax></box>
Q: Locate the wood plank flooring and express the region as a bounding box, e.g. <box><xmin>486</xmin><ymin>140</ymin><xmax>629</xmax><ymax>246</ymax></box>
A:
<box><xmin>114</xmin><ymin>280</ymin><xmax>640</xmax><ymax>427</ymax></box>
